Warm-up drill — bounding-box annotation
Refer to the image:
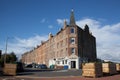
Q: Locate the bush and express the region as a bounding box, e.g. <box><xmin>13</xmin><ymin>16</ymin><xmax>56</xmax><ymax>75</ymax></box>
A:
<box><xmin>0</xmin><ymin>59</ymin><xmax>4</xmax><ymax>67</ymax></box>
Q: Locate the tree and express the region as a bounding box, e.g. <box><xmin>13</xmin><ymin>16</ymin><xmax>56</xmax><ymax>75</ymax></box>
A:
<box><xmin>0</xmin><ymin>52</ymin><xmax>17</xmax><ymax>67</ymax></box>
<box><xmin>6</xmin><ymin>52</ymin><xmax>17</xmax><ymax>63</ymax></box>
<box><xmin>0</xmin><ymin>54</ymin><xmax>5</xmax><ymax>67</ymax></box>
<box><xmin>9</xmin><ymin>52</ymin><xmax>17</xmax><ymax>63</ymax></box>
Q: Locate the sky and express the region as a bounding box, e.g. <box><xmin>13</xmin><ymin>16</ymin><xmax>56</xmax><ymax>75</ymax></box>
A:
<box><xmin>0</xmin><ymin>0</ymin><xmax>120</xmax><ymax>62</ymax></box>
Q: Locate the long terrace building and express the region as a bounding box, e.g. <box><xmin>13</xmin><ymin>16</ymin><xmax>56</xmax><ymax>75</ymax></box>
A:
<box><xmin>21</xmin><ymin>10</ymin><xmax>97</xmax><ymax>69</ymax></box>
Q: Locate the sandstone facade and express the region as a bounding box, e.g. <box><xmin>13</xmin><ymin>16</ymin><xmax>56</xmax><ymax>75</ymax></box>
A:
<box><xmin>21</xmin><ymin>11</ymin><xmax>97</xmax><ymax>69</ymax></box>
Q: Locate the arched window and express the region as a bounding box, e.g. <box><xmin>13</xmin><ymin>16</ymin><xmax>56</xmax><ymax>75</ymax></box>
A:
<box><xmin>70</xmin><ymin>28</ymin><xmax>75</xmax><ymax>33</ymax></box>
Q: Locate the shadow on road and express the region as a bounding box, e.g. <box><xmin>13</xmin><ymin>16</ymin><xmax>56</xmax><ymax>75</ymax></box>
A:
<box><xmin>16</xmin><ymin>68</ymin><xmax>55</xmax><ymax>76</ymax></box>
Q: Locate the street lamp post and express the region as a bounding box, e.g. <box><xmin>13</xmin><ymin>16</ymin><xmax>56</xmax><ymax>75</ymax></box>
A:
<box><xmin>4</xmin><ymin>37</ymin><xmax>9</xmax><ymax>64</ymax></box>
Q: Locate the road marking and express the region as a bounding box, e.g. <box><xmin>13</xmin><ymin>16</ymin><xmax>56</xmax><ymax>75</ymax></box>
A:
<box><xmin>52</xmin><ymin>70</ymin><xmax>68</xmax><ymax>72</ymax></box>
<box><xmin>15</xmin><ymin>75</ymin><xmax>81</xmax><ymax>79</ymax></box>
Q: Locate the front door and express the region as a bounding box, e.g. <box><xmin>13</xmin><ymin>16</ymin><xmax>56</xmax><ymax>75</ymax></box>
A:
<box><xmin>71</xmin><ymin>61</ymin><xmax>76</xmax><ymax>68</ymax></box>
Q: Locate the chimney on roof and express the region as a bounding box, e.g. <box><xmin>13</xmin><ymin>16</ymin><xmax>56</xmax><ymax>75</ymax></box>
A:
<box><xmin>84</xmin><ymin>24</ymin><xmax>89</xmax><ymax>33</ymax></box>
<box><xmin>63</xmin><ymin>19</ymin><xmax>67</xmax><ymax>29</ymax></box>
<box><xmin>48</xmin><ymin>32</ymin><xmax>53</xmax><ymax>39</ymax></box>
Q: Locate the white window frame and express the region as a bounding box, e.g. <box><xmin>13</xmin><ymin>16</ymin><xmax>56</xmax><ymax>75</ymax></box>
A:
<box><xmin>71</xmin><ymin>48</ymin><xmax>75</xmax><ymax>54</ymax></box>
<box><xmin>70</xmin><ymin>38</ymin><xmax>75</xmax><ymax>44</ymax></box>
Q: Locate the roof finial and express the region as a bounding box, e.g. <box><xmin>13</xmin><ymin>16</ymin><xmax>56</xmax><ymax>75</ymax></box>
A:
<box><xmin>70</xmin><ymin>9</ymin><xmax>76</xmax><ymax>26</ymax></box>
<box><xmin>71</xmin><ymin>9</ymin><xmax>74</xmax><ymax>12</ymax></box>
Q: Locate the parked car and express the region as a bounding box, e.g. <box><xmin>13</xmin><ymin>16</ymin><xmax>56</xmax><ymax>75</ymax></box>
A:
<box><xmin>37</xmin><ymin>64</ymin><xmax>47</xmax><ymax>69</ymax></box>
<box><xmin>25</xmin><ymin>64</ymin><xmax>33</xmax><ymax>68</ymax></box>
<box><xmin>25</xmin><ymin>63</ymin><xmax>38</xmax><ymax>68</ymax></box>
<box><xmin>32</xmin><ymin>63</ymin><xmax>38</xmax><ymax>68</ymax></box>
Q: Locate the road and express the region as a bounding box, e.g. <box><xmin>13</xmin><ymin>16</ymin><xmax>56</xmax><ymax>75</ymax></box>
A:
<box><xmin>17</xmin><ymin>68</ymin><xmax>82</xmax><ymax>77</ymax></box>
<box><xmin>0</xmin><ymin>68</ymin><xmax>120</xmax><ymax>80</ymax></box>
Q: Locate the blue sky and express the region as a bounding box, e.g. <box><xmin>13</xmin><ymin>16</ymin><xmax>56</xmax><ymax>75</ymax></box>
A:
<box><xmin>0</xmin><ymin>0</ymin><xmax>120</xmax><ymax>62</ymax></box>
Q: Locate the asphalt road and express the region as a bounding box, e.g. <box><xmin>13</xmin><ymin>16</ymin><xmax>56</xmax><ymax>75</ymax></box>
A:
<box><xmin>0</xmin><ymin>68</ymin><xmax>120</xmax><ymax>80</ymax></box>
<box><xmin>17</xmin><ymin>68</ymin><xmax>82</xmax><ymax>77</ymax></box>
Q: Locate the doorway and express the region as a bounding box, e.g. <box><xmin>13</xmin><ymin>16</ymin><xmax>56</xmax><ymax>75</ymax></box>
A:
<box><xmin>71</xmin><ymin>61</ymin><xmax>76</xmax><ymax>68</ymax></box>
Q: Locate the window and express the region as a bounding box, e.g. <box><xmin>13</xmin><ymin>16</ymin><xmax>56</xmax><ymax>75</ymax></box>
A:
<box><xmin>71</xmin><ymin>48</ymin><xmax>75</xmax><ymax>54</ymax></box>
<box><xmin>57</xmin><ymin>43</ymin><xmax>59</xmax><ymax>48</ymax></box>
<box><xmin>61</xmin><ymin>40</ymin><xmax>63</xmax><ymax>47</ymax></box>
<box><xmin>70</xmin><ymin>38</ymin><xmax>75</xmax><ymax>44</ymax></box>
<box><xmin>62</xmin><ymin>60</ymin><xmax>64</xmax><ymax>64</ymax></box>
<box><xmin>66</xmin><ymin>38</ymin><xmax>68</xmax><ymax>44</ymax></box>
<box><xmin>70</xmin><ymin>28</ymin><xmax>75</xmax><ymax>33</ymax></box>
<box><xmin>61</xmin><ymin>49</ymin><xmax>63</xmax><ymax>53</ymax></box>
<box><xmin>57</xmin><ymin>61</ymin><xmax>60</xmax><ymax>64</ymax></box>
<box><xmin>65</xmin><ymin>60</ymin><xmax>67</xmax><ymax>64</ymax></box>
<box><xmin>66</xmin><ymin>48</ymin><xmax>68</xmax><ymax>52</ymax></box>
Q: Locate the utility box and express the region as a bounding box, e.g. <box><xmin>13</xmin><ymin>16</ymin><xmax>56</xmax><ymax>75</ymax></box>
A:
<box><xmin>102</xmin><ymin>63</ymin><xmax>117</xmax><ymax>75</ymax></box>
<box><xmin>3</xmin><ymin>63</ymin><xmax>17</xmax><ymax>76</ymax></box>
<box><xmin>82</xmin><ymin>63</ymin><xmax>103</xmax><ymax>78</ymax></box>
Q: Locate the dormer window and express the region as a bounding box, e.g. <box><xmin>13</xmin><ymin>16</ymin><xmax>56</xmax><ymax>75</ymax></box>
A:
<box><xmin>70</xmin><ymin>28</ymin><xmax>75</xmax><ymax>33</ymax></box>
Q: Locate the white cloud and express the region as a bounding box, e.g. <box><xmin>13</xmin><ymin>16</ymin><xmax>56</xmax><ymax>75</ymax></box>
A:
<box><xmin>2</xmin><ymin>35</ymin><xmax>48</xmax><ymax>59</ymax></box>
<box><xmin>48</xmin><ymin>25</ymin><xmax>54</xmax><ymax>29</ymax></box>
<box><xmin>57</xmin><ymin>19</ymin><xmax>68</xmax><ymax>26</ymax></box>
<box><xmin>1</xmin><ymin>18</ymin><xmax>120</xmax><ymax>62</ymax></box>
<box><xmin>40</xmin><ymin>18</ymin><xmax>46</xmax><ymax>23</ymax></box>
<box><xmin>76</xmin><ymin>18</ymin><xmax>120</xmax><ymax>62</ymax></box>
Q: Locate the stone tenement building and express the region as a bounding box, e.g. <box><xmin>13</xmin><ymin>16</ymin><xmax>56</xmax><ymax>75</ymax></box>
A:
<box><xmin>21</xmin><ymin>11</ymin><xmax>97</xmax><ymax>69</ymax></box>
